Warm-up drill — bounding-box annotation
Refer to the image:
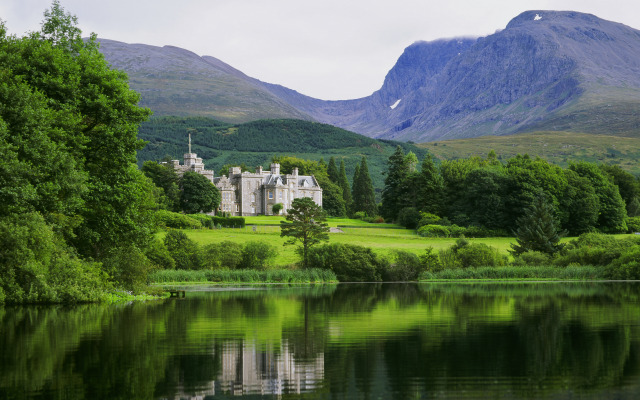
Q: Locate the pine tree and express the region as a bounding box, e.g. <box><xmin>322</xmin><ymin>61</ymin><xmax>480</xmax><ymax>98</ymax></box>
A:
<box><xmin>338</xmin><ymin>160</ymin><xmax>352</xmax><ymax>212</ymax></box>
<box><xmin>417</xmin><ymin>154</ymin><xmax>444</xmax><ymax>215</ymax></box>
<box><xmin>352</xmin><ymin>157</ymin><xmax>378</xmax><ymax>217</ymax></box>
<box><xmin>380</xmin><ymin>146</ymin><xmax>408</xmax><ymax>221</ymax></box>
<box><xmin>510</xmin><ymin>193</ymin><xmax>564</xmax><ymax>256</ymax></box>
<box><xmin>327</xmin><ymin>157</ymin><xmax>340</xmax><ymax>182</ymax></box>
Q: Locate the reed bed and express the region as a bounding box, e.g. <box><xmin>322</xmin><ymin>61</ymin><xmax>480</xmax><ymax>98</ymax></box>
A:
<box><xmin>419</xmin><ymin>265</ymin><xmax>607</xmax><ymax>281</ymax></box>
<box><xmin>149</xmin><ymin>268</ymin><xmax>338</xmax><ymax>284</ymax></box>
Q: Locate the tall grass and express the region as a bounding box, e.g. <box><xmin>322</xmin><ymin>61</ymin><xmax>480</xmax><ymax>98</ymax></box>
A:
<box><xmin>420</xmin><ymin>265</ymin><xmax>607</xmax><ymax>281</ymax></box>
<box><xmin>149</xmin><ymin>268</ymin><xmax>338</xmax><ymax>284</ymax></box>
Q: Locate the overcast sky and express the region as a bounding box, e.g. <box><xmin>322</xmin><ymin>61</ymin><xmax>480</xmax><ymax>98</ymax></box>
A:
<box><xmin>2</xmin><ymin>0</ymin><xmax>640</xmax><ymax>100</ymax></box>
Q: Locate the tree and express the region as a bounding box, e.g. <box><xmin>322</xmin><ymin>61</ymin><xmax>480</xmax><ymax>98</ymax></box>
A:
<box><xmin>327</xmin><ymin>157</ymin><xmax>340</xmax><ymax>182</ymax></box>
<box><xmin>179</xmin><ymin>172</ymin><xmax>221</xmax><ymax>214</ymax></box>
<box><xmin>380</xmin><ymin>146</ymin><xmax>409</xmax><ymax>221</ymax></box>
<box><xmin>141</xmin><ymin>161</ymin><xmax>180</xmax><ymax>211</ymax></box>
<box><xmin>416</xmin><ymin>154</ymin><xmax>444</xmax><ymax>215</ymax></box>
<box><xmin>272</xmin><ymin>203</ymin><xmax>283</xmax><ymax>215</ymax></box>
<box><xmin>510</xmin><ymin>193</ymin><xmax>564</xmax><ymax>256</ymax></box>
<box><xmin>280</xmin><ymin>197</ymin><xmax>330</xmax><ymax>269</ymax></box>
<box><xmin>338</xmin><ymin>160</ymin><xmax>352</xmax><ymax>210</ymax></box>
<box><xmin>352</xmin><ymin>157</ymin><xmax>377</xmax><ymax>217</ymax></box>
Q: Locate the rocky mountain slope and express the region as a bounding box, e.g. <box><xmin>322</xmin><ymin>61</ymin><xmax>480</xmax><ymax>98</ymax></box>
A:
<box><xmin>99</xmin><ymin>10</ymin><xmax>640</xmax><ymax>142</ymax></box>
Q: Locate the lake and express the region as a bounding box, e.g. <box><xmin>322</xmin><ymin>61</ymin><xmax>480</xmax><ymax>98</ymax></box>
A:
<box><xmin>2</xmin><ymin>282</ymin><xmax>640</xmax><ymax>399</ymax></box>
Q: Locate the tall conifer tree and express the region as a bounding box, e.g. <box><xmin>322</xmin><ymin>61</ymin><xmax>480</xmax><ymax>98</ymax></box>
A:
<box><xmin>339</xmin><ymin>160</ymin><xmax>352</xmax><ymax>212</ymax></box>
<box><xmin>352</xmin><ymin>157</ymin><xmax>378</xmax><ymax>217</ymax></box>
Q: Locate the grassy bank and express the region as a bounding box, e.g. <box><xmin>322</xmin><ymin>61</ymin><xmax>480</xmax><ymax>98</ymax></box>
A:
<box><xmin>419</xmin><ymin>265</ymin><xmax>607</xmax><ymax>281</ymax></box>
<box><xmin>149</xmin><ymin>268</ymin><xmax>338</xmax><ymax>284</ymax></box>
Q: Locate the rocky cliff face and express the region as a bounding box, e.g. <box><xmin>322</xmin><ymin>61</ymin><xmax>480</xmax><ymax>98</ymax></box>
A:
<box><xmin>269</xmin><ymin>11</ymin><xmax>640</xmax><ymax>141</ymax></box>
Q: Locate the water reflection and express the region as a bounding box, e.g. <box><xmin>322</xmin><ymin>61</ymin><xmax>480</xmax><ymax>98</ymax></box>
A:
<box><xmin>1</xmin><ymin>283</ymin><xmax>640</xmax><ymax>399</ymax></box>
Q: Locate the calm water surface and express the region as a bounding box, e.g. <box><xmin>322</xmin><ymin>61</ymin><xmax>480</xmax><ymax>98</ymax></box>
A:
<box><xmin>2</xmin><ymin>282</ymin><xmax>640</xmax><ymax>399</ymax></box>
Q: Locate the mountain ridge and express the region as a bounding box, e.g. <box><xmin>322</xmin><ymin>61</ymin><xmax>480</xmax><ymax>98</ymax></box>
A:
<box><xmin>98</xmin><ymin>10</ymin><xmax>640</xmax><ymax>142</ymax></box>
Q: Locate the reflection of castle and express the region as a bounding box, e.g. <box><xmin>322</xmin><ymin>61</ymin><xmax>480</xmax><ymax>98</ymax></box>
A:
<box><xmin>219</xmin><ymin>340</ymin><xmax>324</xmax><ymax>396</ymax></box>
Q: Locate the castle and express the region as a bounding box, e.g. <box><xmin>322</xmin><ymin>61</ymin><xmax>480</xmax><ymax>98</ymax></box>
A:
<box><xmin>168</xmin><ymin>135</ymin><xmax>322</xmax><ymax>216</ymax></box>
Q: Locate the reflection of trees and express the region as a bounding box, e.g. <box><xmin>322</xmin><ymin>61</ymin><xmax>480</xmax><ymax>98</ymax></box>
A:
<box><xmin>3</xmin><ymin>283</ymin><xmax>640</xmax><ymax>399</ymax></box>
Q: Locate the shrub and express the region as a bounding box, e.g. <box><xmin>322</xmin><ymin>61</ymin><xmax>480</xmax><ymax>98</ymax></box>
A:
<box><xmin>239</xmin><ymin>241</ymin><xmax>278</xmax><ymax>270</ymax></box>
<box><xmin>102</xmin><ymin>245</ymin><xmax>153</xmax><ymax>293</ymax></box>
<box><xmin>420</xmin><ymin>247</ymin><xmax>444</xmax><ymax>272</ymax></box>
<box><xmin>353</xmin><ymin>211</ymin><xmax>367</xmax><ymax>220</ymax></box>
<box><xmin>202</xmin><ymin>241</ymin><xmax>243</xmax><ymax>269</ymax></box>
<box><xmin>627</xmin><ymin>216</ymin><xmax>640</xmax><ymax>233</ymax></box>
<box><xmin>307</xmin><ymin>243</ymin><xmax>387</xmax><ymax>282</ymax></box>
<box><xmin>397</xmin><ymin>207</ymin><xmax>421</xmax><ymax>229</ymax></box>
<box><xmin>187</xmin><ymin>213</ymin><xmax>215</xmax><ymax>228</ymax></box>
<box><xmin>455</xmin><ymin>243</ymin><xmax>507</xmax><ymax>268</ymax></box>
<box><xmin>417</xmin><ymin>212</ymin><xmax>441</xmax><ymax>228</ymax></box>
<box><xmin>383</xmin><ymin>251</ymin><xmax>425</xmax><ymax>281</ymax></box>
<box><xmin>511</xmin><ymin>250</ymin><xmax>551</xmax><ymax>266</ymax></box>
<box><xmin>272</xmin><ymin>203</ymin><xmax>284</xmax><ymax>215</ymax></box>
<box><xmin>145</xmin><ymin>238</ymin><xmax>176</xmax><ymax>270</ymax></box>
<box><xmin>417</xmin><ymin>224</ymin><xmax>451</xmax><ymax>237</ymax></box>
<box><xmin>211</xmin><ymin>216</ymin><xmax>246</xmax><ymax>228</ymax></box>
<box><xmin>464</xmin><ymin>225</ymin><xmax>507</xmax><ymax>238</ymax></box>
<box><xmin>607</xmin><ymin>245</ymin><xmax>640</xmax><ymax>280</ymax></box>
<box><xmin>164</xmin><ymin>230</ymin><xmax>202</xmax><ymax>269</ymax></box>
<box><xmin>155</xmin><ymin>210</ymin><xmax>202</xmax><ymax>229</ymax></box>
<box><xmin>554</xmin><ymin>232</ymin><xmax>626</xmax><ymax>267</ymax></box>
<box><xmin>448</xmin><ymin>225</ymin><xmax>467</xmax><ymax>238</ymax></box>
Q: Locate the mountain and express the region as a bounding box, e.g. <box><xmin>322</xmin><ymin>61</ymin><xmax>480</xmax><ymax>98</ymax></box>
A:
<box><xmin>99</xmin><ymin>10</ymin><xmax>640</xmax><ymax>142</ymax></box>
<box><xmin>97</xmin><ymin>39</ymin><xmax>312</xmax><ymax>123</ymax></box>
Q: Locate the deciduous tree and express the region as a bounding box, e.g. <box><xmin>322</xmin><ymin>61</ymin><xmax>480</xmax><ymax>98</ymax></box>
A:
<box><xmin>280</xmin><ymin>197</ymin><xmax>330</xmax><ymax>269</ymax></box>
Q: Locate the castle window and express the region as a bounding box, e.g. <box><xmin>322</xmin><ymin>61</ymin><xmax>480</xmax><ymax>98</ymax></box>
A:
<box><xmin>251</xmin><ymin>193</ymin><xmax>256</xmax><ymax>203</ymax></box>
<box><xmin>279</xmin><ymin>191</ymin><xmax>283</xmax><ymax>200</ymax></box>
<box><xmin>268</xmin><ymin>191</ymin><xmax>273</xmax><ymax>200</ymax></box>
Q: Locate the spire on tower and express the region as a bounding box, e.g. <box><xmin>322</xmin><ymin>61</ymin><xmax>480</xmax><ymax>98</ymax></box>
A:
<box><xmin>188</xmin><ymin>133</ymin><xmax>192</xmax><ymax>154</ymax></box>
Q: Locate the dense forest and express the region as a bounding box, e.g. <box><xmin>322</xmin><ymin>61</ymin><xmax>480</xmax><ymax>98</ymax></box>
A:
<box><xmin>380</xmin><ymin>146</ymin><xmax>640</xmax><ymax>236</ymax></box>
<box><xmin>137</xmin><ymin>116</ymin><xmax>426</xmax><ymax>192</ymax></box>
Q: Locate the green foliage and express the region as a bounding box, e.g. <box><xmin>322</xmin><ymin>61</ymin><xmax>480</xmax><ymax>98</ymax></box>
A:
<box><xmin>272</xmin><ymin>203</ymin><xmax>284</xmax><ymax>215</ymax></box>
<box><xmin>553</xmin><ymin>233</ymin><xmax>632</xmax><ymax>267</ymax></box>
<box><xmin>510</xmin><ymin>194</ymin><xmax>564</xmax><ymax>256</ymax></box>
<box><xmin>211</xmin><ymin>216</ymin><xmax>246</xmax><ymax>228</ymax></box>
<box><xmin>281</xmin><ymin>197</ymin><xmax>330</xmax><ymax>268</ymax></box>
<box><xmin>101</xmin><ymin>245</ymin><xmax>154</xmax><ymax>293</ymax></box>
<box><xmin>607</xmin><ymin>245</ymin><xmax>640</xmax><ymax>280</ymax></box>
<box><xmin>396</xmin><ymin>207</ymin><xmax>422</xmax><ymax>229</ymax></box>
<box><xmin>239</xmin><ymin>241</ymin><xmax>278</xmax><ymax>270</ymax></box>
<box><xmin>163</xmin><ymin>230</ymin><xmax>202</xmax><ymax>270</ymax></box>
<box><xmin>338</xmin><ymin>159</ymin><xmax>353</xmax><ymax>209</ymax></box>
<box><xmin>306</xmin><ymin>243</ymin><xmax>387</xmax><ymax>282</ymax></box>
<box><xmin>155</xmin><ymin>210</ymin><xmax>202</xmax><ymax>229</ymax></box>
<box><xmin>627</xmin><ymin>216</ymin><xmax>640</xmax><ymax>233</ymax></box>
<box><xmin>145</xmin><ymin>238</ymin><xmax>175</xmax><ymax>270</ymax></box>
<box><xmin>179</xmin><ymin>171</ymin><xmax>220</xmax><ymax>214</ymax></box>
<box><xmin>383</xmin><ymin>251</ymin><xmax>425</xmax><ymax>281</ymax></box>
<box><xmin>141</xmin><ymin>161</ymin><xmax>180</xmax><ymax>211</ymax></box>
<box><xmin>420</xmin><ymin>247</ymin><xmax>444</xmax><ymax>272</ymax></box>
<box><xmin>455</xmin><ymin>243</ymin><xmax>507</xmax><ymax>268</ymax></box>
<box><xmin>351</xmin><ymin>157</ymin><xmax>377</xmax><ymax>217</ymax></box>
<box><xmin>202</xmin><ymin>241</ymin><xmax>244</xmax><ymax>270</ymax></box>
<box><xmin>148</xmin><ymin>268</ymin><xmax>337</xmax><ymax>283</ymax></box>
<box><xmin>511</xmin><ymin>251</ymin><xmax>552</xmax><ymax>267</ymax></box>
<box><xmin>417</xmin><ymin>224</ymin><xmax>451</xmax><ymax>238</ymax></box>
<box><xmin>420</xmin><ymin>265</ymin><xmax>606</xmax><ymax>280</ymax></box>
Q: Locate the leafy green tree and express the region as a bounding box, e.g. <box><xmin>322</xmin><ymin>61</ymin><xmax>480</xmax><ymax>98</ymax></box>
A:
<box><xmin>559</xmin><ymin>169</ymin><xmax>599</xmax><ymax>235</ymax></box>
<box><xmin>179</xmin><ymin>171</ymin><xmax>220</xmax><ymax>214</ymax></box>
<box><xmin>281</xmin><ymin>197</ymin><xmax>330</xmax><ymax>269</ymax></box>
<box><xmin>599</xmin><ymin>164</ymin><xmax>640</xmax><ymax>216</ymax></box>
<box><xmin>163</xmin><ymin>230</ymin><xmax>202</xmax><ymax>270</ymax></box>
<box><xmin>461</xmin><ymin>168</ymin><xmax>510</xmax><ymax>230</ymax></box>
<box><xmin>141</xmin><ymin>161</ymin><xmax>180</xmax><ymax>211</ymax></box>
<box><xmin>510</xmin><ymin>193</ymin><xmax>564</xmax><ymax>256</ymax></box>
<box><xmin>570</xmin><ymin>162</ymin><xmax>627</xmax><ymax>233</ymax></box>
<box><xmin>352</xmin><ymin>157</ymin><xmax>377</xmax><ymax>217</ymax></box>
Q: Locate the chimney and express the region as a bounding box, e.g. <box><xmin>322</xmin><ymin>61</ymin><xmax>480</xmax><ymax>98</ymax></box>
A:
<box><xmin>293</xmin><ymin>167</ymin><xmax>298</xmax><ymax>176</ymax></box>
<box><xmin>256</xmin><ymin>165</ymin><xmax>263</xmax><ymax>174</ymax></box>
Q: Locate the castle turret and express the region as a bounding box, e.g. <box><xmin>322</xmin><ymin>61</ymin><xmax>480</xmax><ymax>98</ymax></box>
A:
<box><xmin>270</xmin><ymin>163</ymin><xmax>280</xmax><ymax>175</ymax></box>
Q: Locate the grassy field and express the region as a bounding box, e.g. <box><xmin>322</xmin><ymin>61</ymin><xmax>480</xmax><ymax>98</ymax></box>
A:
<box><xmin>166</xmin><ymin>216</ymin><xmax>626</xmax><ymax>268</ymax></box>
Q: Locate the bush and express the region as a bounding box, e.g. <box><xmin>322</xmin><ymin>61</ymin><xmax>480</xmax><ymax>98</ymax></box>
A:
<box><xmin>607</xmin><ymin>245</ymin><xmax>640</xmax><ymax>280</ymax></box>
<box><xmin>383</xmin><ymin>251</ymin><xmax>425</xmax><ymax>281</ymax></box>
<box><xmin>211</xmin><ymin>216</ymin><xmax>246</xmax><ymax>228</ymax></box>
<box><xmin>511</xmin><ymin>250</ymin><xmax>551</xmax><ymax>266</ymax></box>
<box><xmin>397</xmin><ymin>207</ymin><xmax>421</xmax><ymax>229</ymax></box>
<box><xmin>353</xmin><ymin>211</ymin><xmax>367</xmax><ymax>220</ymax></box>
<box><xmin>455</xmin><ymin>243</ymin><xmax>507</xmax><ymax>268</ymax></box>
<box><xmin>240</xmin><ymin>241</ymin><xmax>278</xmax><ymax>270</ymax></box>
<box><xmin>554</xmin><ymin>232</ymin><xmax>627</xmax><ymax>267</ymax></box>
<box><xmin>417</xmin><ymin>224</ymin><xmax>451</xmax><ymax>237</ymax></box>
<box><xmin>464</xmin><ymin>225</ymin><xmax>507</xmax><ymax>238</ymax></box>
<box><xmin>155</xmin><ymin>210</ymin><xmax>202</xmax><ymax>229</ymax></box>
<box><xmin>145</xmin><ymin>238</ymin><xmax>176</xmax><ymax>270</ymax></box>
<box><xmin>272</xmin><ymin>203</ymin><xmax>284</xmax><ymax>215</ymax></box>
<box><xmin>627</xmin><ymin>216</ymin><xmax>640</xmax><ymax>233</ymax></box>
<box><xmin>202</xmin><ymin>241</ymin><xmax>243</xmax><ymax>269</ymax></box>
<box><xmin>307</xmin><ymin>243</ymin><xmax>387</xmax><ymax>282</ymax></box>
<box><xmin>102</xmin><ymin>245</ymin><xmax>153</xmax><ymax>293</ymax></box>
<box><xmin>164</xmin><ymin>230</ymin><xmax>202</xmax><ymax>269</ymax></box>
<box><xmin>187</xmin><ymin>213</ymin><xmax>215</xmax><ymax>228</ymax></box>
<box><xmin>448</xmin><ymin>225</ymin><xmax>467</xmax><ymax>238</ymax></box>
<box><xmin>420</xmin><ymin>247</ymin><xmax>444</xmax><ymax>272</ymax></box>
<box><xmin>417</xmin><ymin>212</ymin><xmax>441</xmax><ymax>228</ymax></box>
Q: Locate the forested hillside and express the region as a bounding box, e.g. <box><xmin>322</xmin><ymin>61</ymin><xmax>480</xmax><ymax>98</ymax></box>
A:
<box><xmin>137</xmin><ymin>117</ymin><xmax>427</xmax><ymax>191</ymax></box>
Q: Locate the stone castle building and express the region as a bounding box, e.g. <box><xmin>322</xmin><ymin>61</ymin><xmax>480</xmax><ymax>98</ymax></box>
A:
<box><xmin>168</xmin><ymin>135</ymin><xmax>322</xmax><ymax>216</ymax></box>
